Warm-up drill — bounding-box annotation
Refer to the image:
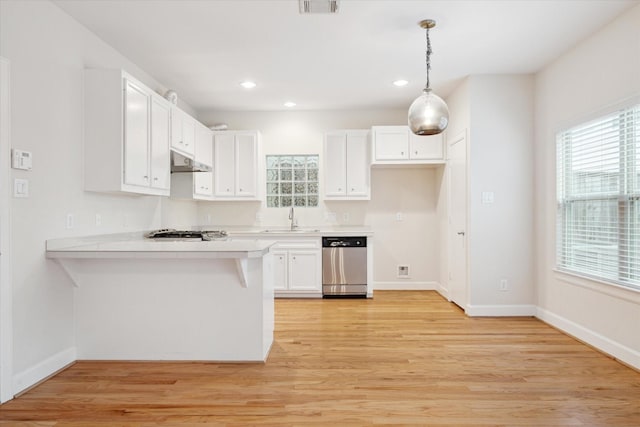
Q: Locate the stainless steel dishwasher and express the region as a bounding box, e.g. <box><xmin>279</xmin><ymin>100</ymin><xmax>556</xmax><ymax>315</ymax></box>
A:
<box><xmin>322</xmin><ymin>236</ymin><xmax>367</xmax><ymax>298</ymax></box>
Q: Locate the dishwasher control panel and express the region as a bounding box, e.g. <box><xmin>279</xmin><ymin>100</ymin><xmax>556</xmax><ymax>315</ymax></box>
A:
<box><xmin>322</xmin><ymin>237</ymin><xmax>367</xmax><ymax>248</ymax></box>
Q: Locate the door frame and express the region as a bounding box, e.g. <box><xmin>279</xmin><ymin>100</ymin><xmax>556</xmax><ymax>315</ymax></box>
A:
<box><xmin>447</xmin><ymin>130</ymin><xmax>469</xmax><ymax>310</ymax></box>
<box><xmin>0</xmin><ymin>56</ymin><xmax>14</xmax><ymax>403</ymax></box>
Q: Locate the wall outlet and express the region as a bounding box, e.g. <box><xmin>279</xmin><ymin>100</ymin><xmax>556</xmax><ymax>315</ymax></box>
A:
<box><xmin>499</xmin><ymin>279</ymin><xmax>509</xmax><ymax>291</ymax></box>
<box><xmin>482</xmin><ymin>191</ymin><xmax>495</xmax><ymax>204</ymax></box>
<box><xmin>396</xmin><ymin>212</ymin><xmax>404</xmax><ymax>221</ymax></box>
<box><xmin>342</xmin><ymin>212</ymin><xmax>350</xmax><ymax>222</ymax></box>
<box><xmin>398</xmin><ymin>265</ymin><xmax>410</xmax><ymax>278</ymax></box>
<box><xmin>13</xmin><ymin>178</ymin><xmax>29</xmax><ymax>198</ymax></box>
<box><xmin>95</xmin><ymin>213</ymin><xmax>102</xmax><ymax>226</ymax></box>
<box><xmin>66</xmin><ymin>213</ymin><xmax>74</xmax><ymax>229</ymax></box>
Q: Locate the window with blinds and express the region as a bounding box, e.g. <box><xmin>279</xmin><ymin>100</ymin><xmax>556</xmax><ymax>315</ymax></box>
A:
<box><xmin>556</xmin><ymin>104</ymin><xmax>640</xmax><ymax>290</ymax></box>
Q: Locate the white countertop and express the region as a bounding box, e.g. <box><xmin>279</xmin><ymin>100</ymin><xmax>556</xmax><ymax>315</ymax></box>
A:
<box><xmin>223</xmin><ymin>225</ymin><xmax>374</xmax><ymax>237</ymax></box>
<box><xmin>46</xmin><ymin>232</ymin><xmax>274</xmax><ymax>259</ymax></box>
<box><xmin>45</xmin><ymin>226</ymin><xmax>373</xmax><ymax>259</ymax></box>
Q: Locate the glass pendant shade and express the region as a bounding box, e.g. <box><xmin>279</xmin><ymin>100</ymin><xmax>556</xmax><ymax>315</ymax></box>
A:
<box><xmin>408</xmin><ymin>88</ymin><xmax>449</xmax><ymax>135</ymax></box>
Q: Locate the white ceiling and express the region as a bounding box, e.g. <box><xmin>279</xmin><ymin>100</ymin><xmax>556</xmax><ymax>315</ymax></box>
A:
<box><xmin>54</xmin><ymin>0</ymin><xmax>637</xmax><ymax>112</ymax></box>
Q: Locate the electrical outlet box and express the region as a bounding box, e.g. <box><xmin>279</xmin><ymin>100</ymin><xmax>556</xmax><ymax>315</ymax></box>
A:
<box><xmin>396</xmin><ymin>212</ymin><xmax>404</xmax><ymax>221</ymax></box>
<box><xmin>499</xmin><ymin>279</ymin><xmax>509</xmax><ymax>291</ymax></box>
<box><xmin>66</xmin><ymin>214</ymin><xmax>74</xmax><ymax>229</ymax></box>
<box><xmin>342</xmin><ymin>212</ymin><xmax>350</xmax><ymax>222</ymax></box>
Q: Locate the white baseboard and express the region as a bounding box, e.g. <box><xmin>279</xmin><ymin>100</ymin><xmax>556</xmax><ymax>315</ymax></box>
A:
<box><xmin>436</xmin><ymin>283</ymin><xmax>449</xmax><ymax>301</ymax></box>
<box><xmin>373</xmin><ymin>281</ymin><xmax>439</xmax><ymax>291</ymax></box>
<box><xmin>536</xmin><ymin>307</ymin><xmax>640</xmax><ymax>370</ymax></box>
<box><xmin>466</xmin><ymin>304</ymin><xmax>537</xmax><ymax>317</ymax></box>
<box><xmin>12</xmin><ymin>347</ymin><xmax>76</xmax><ymax>396</ymax></box>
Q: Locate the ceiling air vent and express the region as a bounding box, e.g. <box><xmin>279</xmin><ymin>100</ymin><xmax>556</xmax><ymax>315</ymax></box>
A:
<box><xmin>299</xmin><ymin>0</ymin><xmax>339</xmax><ymax>14</ymax></box>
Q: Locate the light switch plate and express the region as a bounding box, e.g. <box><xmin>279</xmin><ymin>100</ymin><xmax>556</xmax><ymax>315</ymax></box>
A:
<box><xmin>12</xmin><ymin>149</ymin><xmax>32</xmax><ymax>170</ymax></box>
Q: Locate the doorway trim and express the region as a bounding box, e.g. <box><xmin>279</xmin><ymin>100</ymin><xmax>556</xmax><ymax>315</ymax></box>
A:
<box><xmin>446</xmin><ymin>130</ymin><xmax>469</xmax><ymax>311</ymax></box>
<box><xmin>0</xmin><ymin>56</ymin><xmax>14</xmax><ymax>403</ymax></box>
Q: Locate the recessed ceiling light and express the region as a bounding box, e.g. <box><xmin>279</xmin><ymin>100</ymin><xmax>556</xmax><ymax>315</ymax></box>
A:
<box><xmin>393</xmin><ymin>79</ymin><xmax>409</xmax><ymax>87</ymax></box>
<box><xmin>284</xmin><ymin>101</ymin><xmax>296</xmax><ymax>108</ymax></box>
<box><xmin>240</xmin><ymin>81</ymin><xmax>257</xmax><ymax>89</ymax></box>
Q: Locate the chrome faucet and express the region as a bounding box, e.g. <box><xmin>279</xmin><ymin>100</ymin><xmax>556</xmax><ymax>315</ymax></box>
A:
<box><xmin>289</xmin><ymin>207</ymin><xmax>298</xmax><ymax>230</ymax></box>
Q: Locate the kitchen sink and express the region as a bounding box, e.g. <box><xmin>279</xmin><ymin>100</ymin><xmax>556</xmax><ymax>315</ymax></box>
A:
<box><xmin>261</xmin><ymin>228</ymin><xmax>321</xmax><ymax>233</ymax></box>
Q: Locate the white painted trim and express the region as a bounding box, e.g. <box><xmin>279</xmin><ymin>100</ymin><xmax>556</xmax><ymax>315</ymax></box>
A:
<box><xmin>373</xmin><ymin>281</ymin><xmax>438</xmax><ymax>291</ymax></box>
<box><xmin>436</xmin><ymin>282</ymin><xmax>450</xmax><ymax>301</ymax></box>
<box><xmin>554</xmin><ymin>269</ymin><xmax>640</xmax><ymax>304</ymax></box>
<box><xmin>12</xmin><ymin>347</ymin><xmax>76</xmax><ymax>395</ymax></box>
<box><xmin>536</xmin><ymin>307</ymin><xmax>640</xmax><ymax>370</ymax></box>
<box><xmin>275</xmin><ymin>292</ymin><xmax>322</xmax><ymax>298</ymax></box>
<box><xmin>0</xmin><ymin>57</ymin><xmax>13</xmax><ymax>403</ymax></box>
<box><xmin>466</xmin><ymin>304</ymin><xmax>537</xmax><ymax>317</ymax></box>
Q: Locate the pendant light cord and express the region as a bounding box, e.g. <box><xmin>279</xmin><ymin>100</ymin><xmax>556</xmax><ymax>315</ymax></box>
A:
<box><xmin>425</xmin><ymin>26</ymin><xmax>432</xmax><ymax>91</ymax></box>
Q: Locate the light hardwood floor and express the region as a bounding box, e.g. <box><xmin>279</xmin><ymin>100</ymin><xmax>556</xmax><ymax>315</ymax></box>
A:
<box><xmin>1</xmin><ymin>291</ymin><xmax>639</xmax><ymax>426</ymax></box>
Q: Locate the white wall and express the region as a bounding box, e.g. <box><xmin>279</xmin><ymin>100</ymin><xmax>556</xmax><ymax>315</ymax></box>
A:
<box><xmin>534</xmin><ymin>4</ymin><xmax>640</xmax><ymax>368</ymax></box>
<box><xmin>439</xmin><ymin>78</ymin><xmax>471</xmax><ymax>296</ymax></box>
<box><xmin>467</xmin><ymin>75</ymin><xmax>535</xmax><ymax>312</ymax></box>
<box><xmin>0</xmin><ymin>0</ymin><xmax>197</xmax><ymax>394</ymax></box>
<box><xmin>197</xmin><ymin>110</ymin><xmax>445</xmax><ymax>286</ymax></box>
<box><xmin>438</xmin><ymin>75</ymin><xmax>535</xmax><ymax>315</ymax></box>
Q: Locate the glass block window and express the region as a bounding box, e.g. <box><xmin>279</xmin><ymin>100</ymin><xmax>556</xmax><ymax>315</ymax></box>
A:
<box><xmin>266</xmin><ymin>155</ymin><xmax>319</xmax><ymax>208</ymax></box>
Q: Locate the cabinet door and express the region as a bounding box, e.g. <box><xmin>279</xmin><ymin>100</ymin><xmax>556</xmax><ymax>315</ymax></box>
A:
<box><xmin>195</xmin><ymin>123</ymin><xmax>213</xmax><ymax>167</ymax></box>
<box><xmin>288</xmin><ymin>250</ymin><xmax>320</xmax><ymax>291</ymax></box>
<box><xmin>170</xmin><ymin>108</ymin><xmax>184</xmax><ymax>153</ymax></box>
<box><xmin>213</xmin><ymin>133</ymin><xmax>236</xmax><ymax>196</ymax></box>
<box><xmin>150</xmin><ymin>97</ymin><xmax>171</xmax><ymax>190</ymax></box>
<box><xmin>181</xmin><ymin>115</ymin><xmax>196</xmax><ymax>156</ymax></box>
<box><xmin>194</xmin><ymin>171</ymin><xmax>213</xmax><ymax>196</ymax></box>
<box><xmin>346</xmin><ymin>132</ymin><xmax>369</xmax><ymax>197</ymax></box>
<box><xmin>409</xmin><ymin>133</ymin><xmax>444</xmax><ymax>160</ymax></box>
<box><xmin>123</xmin><ymin>80</ymin><xmax>150</xmax><ymax>187</ymax></box>
<box><xmin>272</xmin><ymin>250</ymin><xmax>288</xmax><ymax>291</ymax></box>
<box><xmin>373</xmin><ymin>127</ymin><xmax>409</xmax><ymax>160</ymax></box>
<box><xmin>324</xmin><ymin>132</ymin><xmax>347</xmax><ymax>196</ymax></box>
<box><xmin>170</xmin><ymin>108</ymin><xmax>195</xmax><ymax>157</ymax></box>
<box><xmin>235</xmin><ymin>133</ymin><xmax>257</xmax><ymax>197</ymax></box>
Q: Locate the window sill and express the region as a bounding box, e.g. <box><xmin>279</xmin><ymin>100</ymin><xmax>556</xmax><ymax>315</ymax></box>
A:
<box><xmin>554</xmin><ymin>269</ymin><xmax>640</xmax><ymax>304</ymax></box>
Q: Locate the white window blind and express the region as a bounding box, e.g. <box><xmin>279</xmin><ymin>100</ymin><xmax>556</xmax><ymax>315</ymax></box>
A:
<box><xmin>556</xmin><ymin>104</ymin><xmax>640</xmax><ymax>290</ymax></box>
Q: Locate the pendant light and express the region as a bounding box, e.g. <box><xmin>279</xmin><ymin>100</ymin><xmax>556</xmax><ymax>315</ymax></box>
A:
<box><xmin>408</xmin><ymin>19</ymin><xmax>449</xmax><ymax>136</ymax></box>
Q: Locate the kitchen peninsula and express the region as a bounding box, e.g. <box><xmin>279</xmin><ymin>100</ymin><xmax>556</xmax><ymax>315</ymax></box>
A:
<box><xmin>46</xmin><ymin>233</ymin><xmax>275</xmax><ymax>362</ymax></box>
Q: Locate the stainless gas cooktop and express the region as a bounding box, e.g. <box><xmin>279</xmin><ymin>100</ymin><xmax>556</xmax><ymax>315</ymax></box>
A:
<box><xmin>145</xmin><ymin>229</ymin><xmax>228</xmax><ymax>241</ymax></box>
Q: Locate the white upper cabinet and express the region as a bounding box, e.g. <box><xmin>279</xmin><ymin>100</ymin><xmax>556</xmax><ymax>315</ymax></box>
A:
<box><xmin>409</xmin><ymin>131</ymin><xmax>444</xmax><ymax>160</ymax></box>
<box><xmin>170</xmin><ymin>122</ymin><xmax>214</xmax><ymax>200</ymax></box>
<box><xmin>123</xmin><ymin>80</ymin><xmax>150</xmax><ymax>188</ymax></box>
<box><xmin>194</xmin><ymin>122</ymin><xmax>213</xmax><ymax>168</ymax></box>
<box><xmin>324</xmin><ymin>130</ymin><xmax>370</xmax><ymax>200</ymax></box>
<box><xmin>212</xmin><ymin>131</ymin><xmax>260</xmax><ymax>200</ymax></box>
<box><xmin>371</xmin><ymin>125</ymin><xmax>444</xmax><ymax>165</ymax></box>
<box><xmin>149</xmin><ymin>97</ymin><xmax>171</xmax><ymax>191</ymax></box>
<box><xmin>170</xmin><ymin>107</ymin><xmax>196</xmax><ymax>158</ymax></box>
<box><xmin>84</xmin><ymin>69</ymin><xmax>171</xmax><ymax>196</ymax></box>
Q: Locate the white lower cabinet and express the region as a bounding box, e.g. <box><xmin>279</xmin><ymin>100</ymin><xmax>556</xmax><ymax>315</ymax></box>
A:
<box><xmin>247</xmin><ymin>238</ymin><xmax>321</xmax><ymax>297</ymax></box>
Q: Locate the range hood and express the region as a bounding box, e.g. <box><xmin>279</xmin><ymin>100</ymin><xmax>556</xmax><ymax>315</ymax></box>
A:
<box><xmin>170</xmin><ymin>150</ymin><xmax>212</xmax><ymax>173</ymax></box>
